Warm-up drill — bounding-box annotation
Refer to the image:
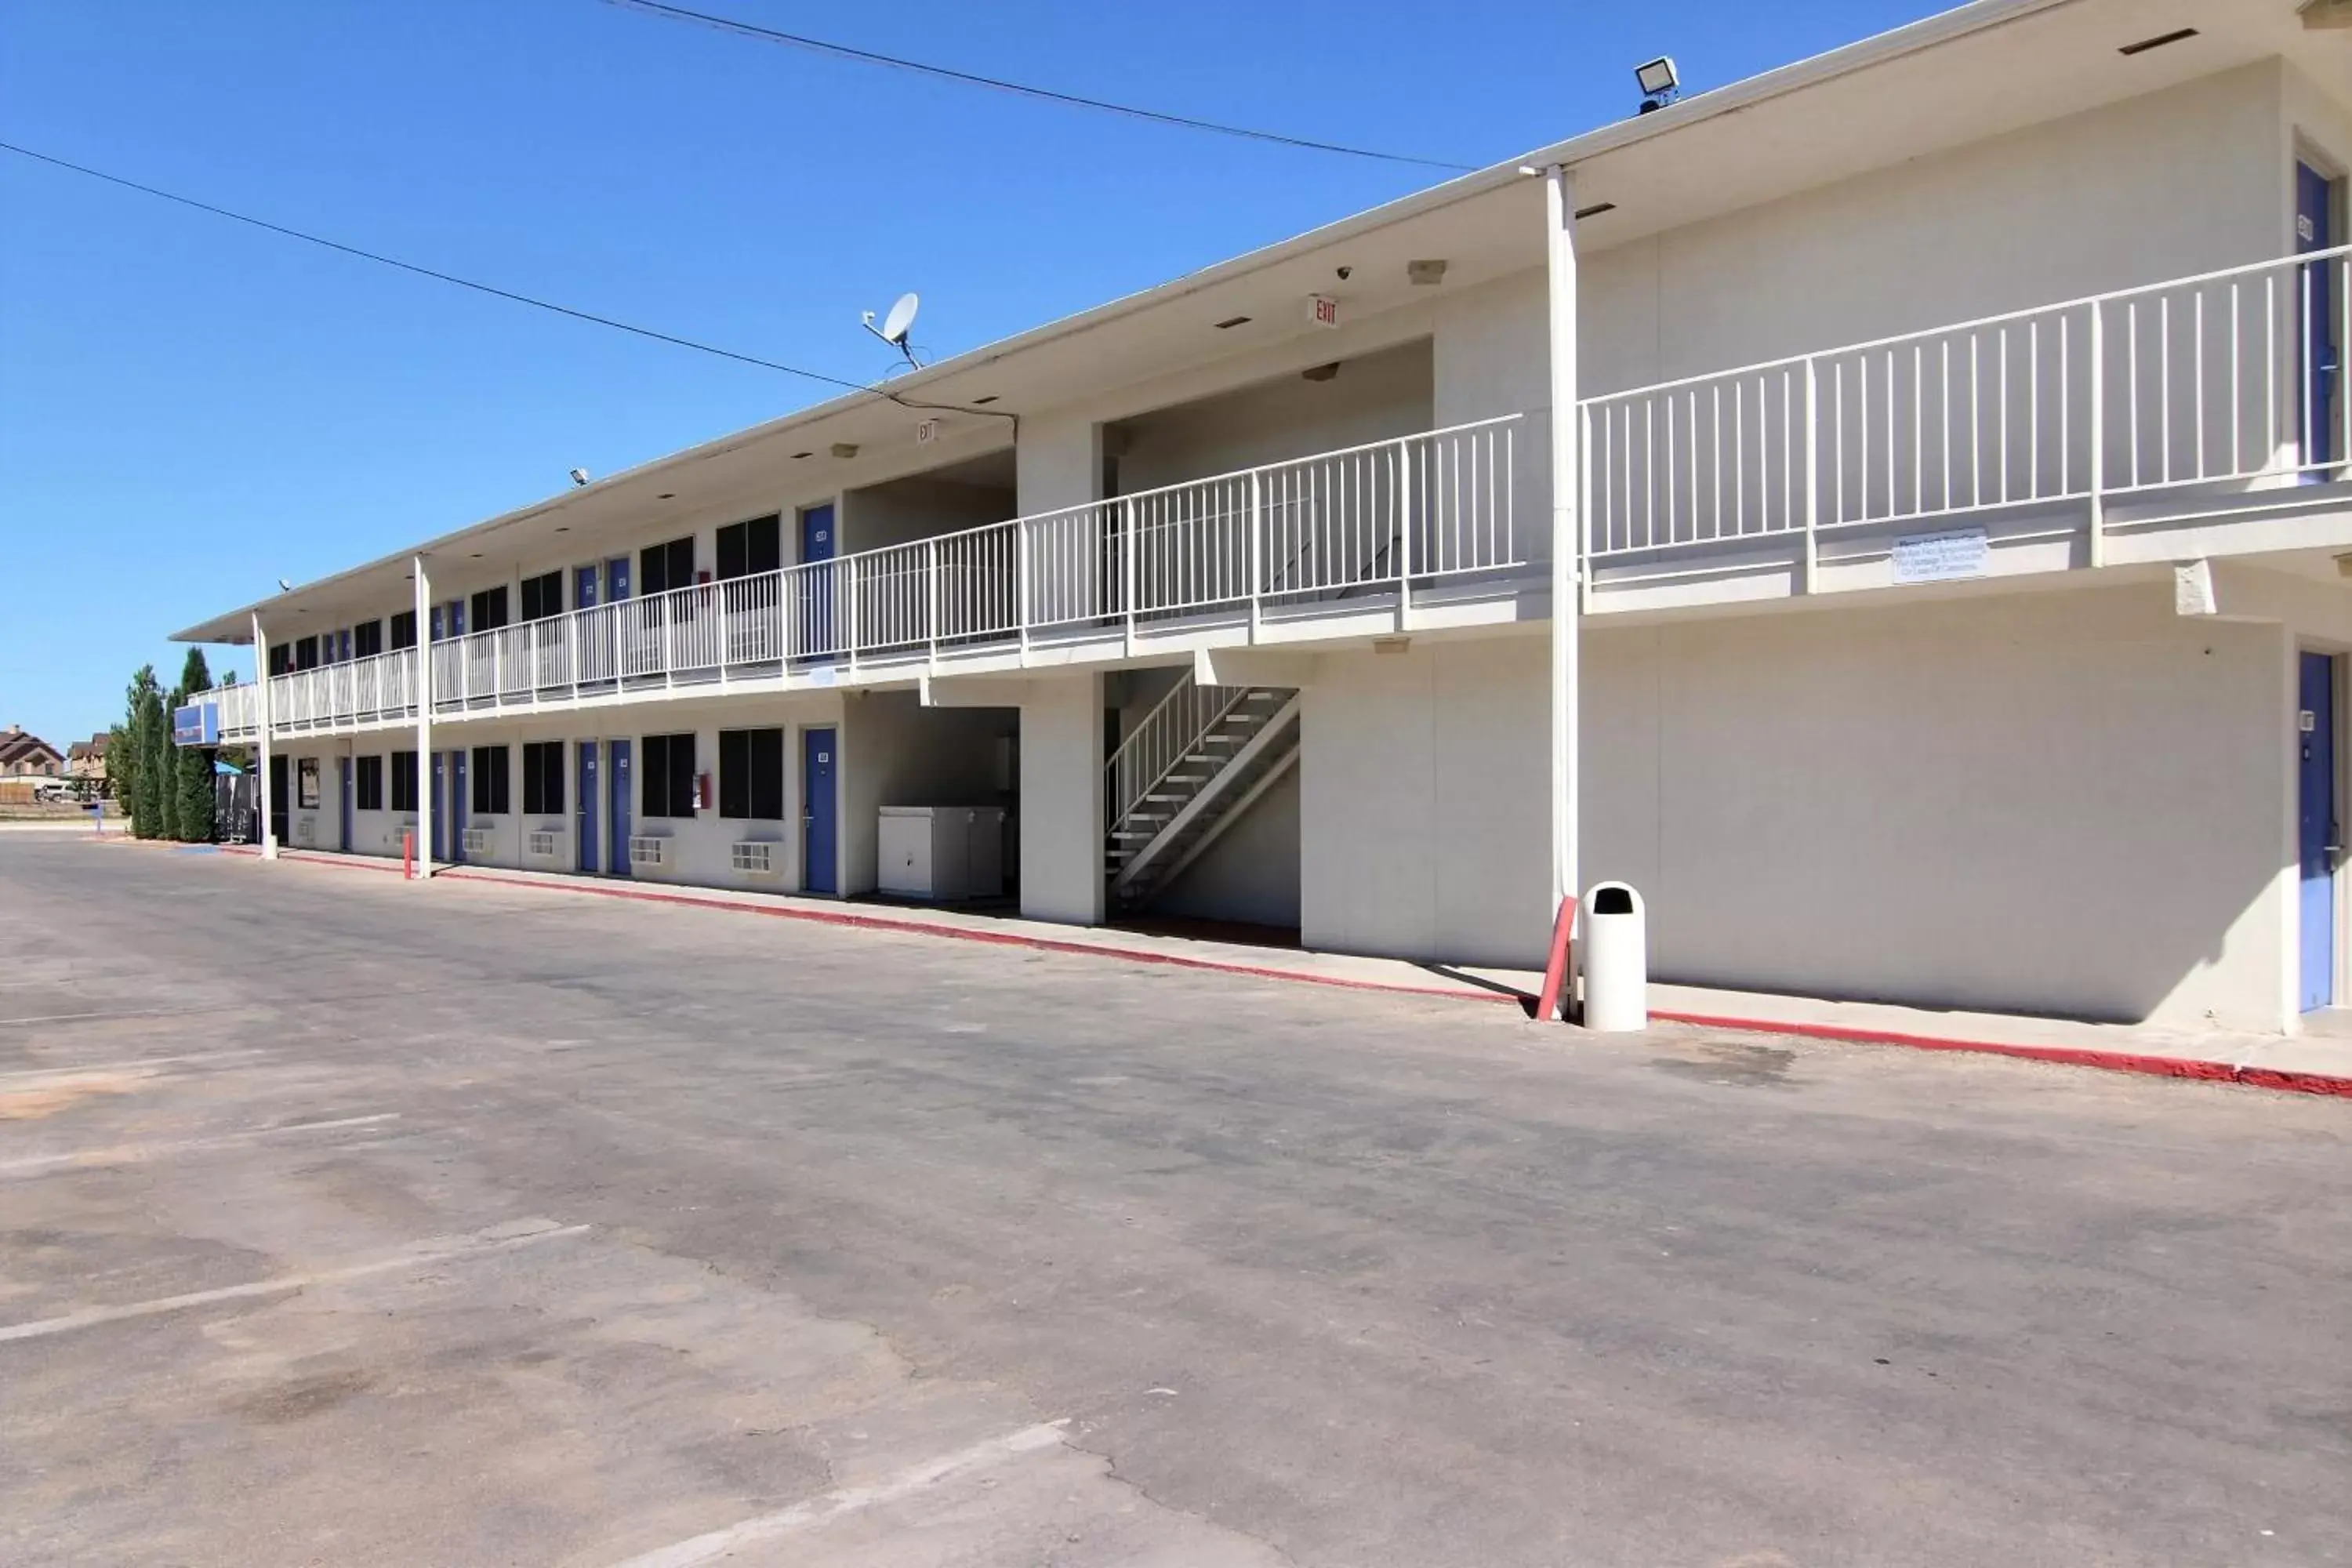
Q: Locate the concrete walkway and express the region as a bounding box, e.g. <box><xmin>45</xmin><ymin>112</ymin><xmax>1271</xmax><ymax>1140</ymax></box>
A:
<box><xmin>118</xmin><ymin>838</ymin><xmax>2352</xmax><ymax>1097</ymax></box>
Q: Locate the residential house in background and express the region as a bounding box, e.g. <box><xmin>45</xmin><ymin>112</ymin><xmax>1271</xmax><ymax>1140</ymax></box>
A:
<box><xmin>0</xmin><ymin>727</ymin><xmax>64</xmax><ymax>779</ymax></box>
<box><xmin>169</xmin><ymin>0</ymin><xmax>2352</xmax><ymax>1034</ymax></box>
<box><xmin>67</xmin><ymin>734</ymin><xmax>111</xmax><ymax>789</ymax></box>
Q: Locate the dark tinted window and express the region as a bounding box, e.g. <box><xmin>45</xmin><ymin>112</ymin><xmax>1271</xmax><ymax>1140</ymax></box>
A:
<box><xmin>521</xmin><ymin>741</ymin><xmax>565</xmax><ymax>815</ymax></box>
<box><xmin>352</xmin><ymin>620</ymin><xmax>383</xmax><ymax>658</ymax></box>
<box><xmin>716</xmin><ymin>516</ymin><xmax>782</xmax><ymax>580</ymax></box>
<box><xmin>470</xmin><ymin>746</ymin><xmax>510</xmax><ymax>815</ymax></box>
<box><xmin>641</xmin><ymin>732</ymin><xmax>697</xmax><ymax>818</ymax></box>
<box><xmin>641</xmin><ymin>536</ymin><xmax>695</xmax><ymax>596</ymax></box>
<box><xmin>294</xmin><ymin>635</ymin><xmax>320</xmax><ymax>670</ymax></box>
<box><xmin>355</xmin><ymin>755</ymin><xmax>384</xmax><ymax>811</ymax></box>
<box><xmin>390</xmin><ymin>751</ymin><xmax>419</xmax><ymax>812</ymax></box>
<box><xmin>470</xmin><ymin>586</ymin><xmax>510</xmax><ymax>633</ymax></box>
<box><xmin>390</xmin><ymin>611</ymin><xmax>417</xmax><ymax>650</ymax></box>
<box><xmin>719</xmin><ymin>728</ymin><xmax>785</xmax><ymax>820</ymax></box>
<box><xmin>520</xmin><ymin>571</ymin><xmax>564</xmax><ymax>622</ymax></box>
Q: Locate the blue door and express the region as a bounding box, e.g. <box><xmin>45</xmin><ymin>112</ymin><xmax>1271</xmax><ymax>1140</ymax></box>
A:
<box><xmin>804</xmin><ymin>727</ymin><xmax>838</xmax><ymax>895</ymax></box>
<box><xmin>2300</xmin><ymin>163</ymin><xmax>2339</xmax><ymax>476</ymax></box>
<box><xmin>339</xmin><ymin>757</ymin><xmax>354</xmax><ymax>851</ymax></box>
<box><xmin>800</xmin><ymin>505</ymin><xmax>836</xmax><ymax>656</ymax></box>
<box><xmin>450</xmin><ymin>750</ymin><xmax>469</xmax><ymax>865</ymax></box>
<box><xmin>575</xmin><ymin>564</ymin><xmax>600</xmax><ymax>611</ymax></box>
<box><xmin>577</xmin><ymin>741</ymin><xmax>601</xmax><ymax>873</ymax></box>
<box><xmin>609</xmin><ymin>739</ymin><xmax>633</xmax><ymax>879</ymax></box>
<box><xmin>2300</xmin><ymin>651</ymin><xmax>2337</xmax><ymax>1011</ymax></box>
<box><xmin>606</xmin><ymin>557</ymin><xmax>631</xmax><ymax>602</ymax></box>
<box><xmin>430</xmin><ymin>753</ymin><xmax>448</xmax><ymax>862</ymax></box>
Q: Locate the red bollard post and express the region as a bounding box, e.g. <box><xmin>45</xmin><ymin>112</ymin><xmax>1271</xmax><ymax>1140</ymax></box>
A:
<box><xmin>402</xmin><ymin>829</ymin><xmax>415</xmax><ymax>880</ymax></box>
<box><xmin>1530</xmin><ymin>895</ymin><xmax>1580</xmax><ymax>1023</ymax></box>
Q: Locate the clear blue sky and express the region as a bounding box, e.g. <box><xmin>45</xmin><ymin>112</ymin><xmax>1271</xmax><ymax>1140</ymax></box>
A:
<box><xmin>1</xmin><ymin>0</ymin><xmax>1938</xmax><ymax>746</ymax></box>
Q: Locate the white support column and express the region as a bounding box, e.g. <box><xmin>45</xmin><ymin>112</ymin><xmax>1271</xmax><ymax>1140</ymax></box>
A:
<box><xmin>252</xmin><ymin>612</ymin><xmax>277</xmax><ymax>861</ymax></box>
<box><xmin>413</xmin><ymin>554</ymin><xmax>434</xmax><ymax>880</ymax></box>
<box><xmin>1544</xmin><ymin>165</ymin><xmax>1582</xmax><ymax>919</ymax></box>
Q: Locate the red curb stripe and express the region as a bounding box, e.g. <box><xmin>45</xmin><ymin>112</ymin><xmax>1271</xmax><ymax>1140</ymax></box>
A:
<box><xmin>434</xmin><ymin>864</ymin><xmax>1517</xmax><ymax>1006</ymax></box>
<box><xmin>1653</xmin><ymin>1010</ymin><xmax>2352</xmax><ymax>1098</ymax></box>
<box><xmin>165</xmin><ymin>841</ymin><xmax>2352</xmax><ymax>1098</ymax></box>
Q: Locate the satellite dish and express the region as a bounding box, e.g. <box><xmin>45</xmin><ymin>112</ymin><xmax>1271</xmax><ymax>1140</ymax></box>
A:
<box><xmin>880</xmin><ymin>292</ymin><xmax>920</xmax><ymax>346</ymax></box>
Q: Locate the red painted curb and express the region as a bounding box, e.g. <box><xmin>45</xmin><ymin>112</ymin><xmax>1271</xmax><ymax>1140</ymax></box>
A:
<box><xmin>1653</xmin><ymin>1009</ymin><xmax>2352</xmax><ymax>1099</ymax></box>
<box><xmin>172</xmin><ymin>841</ymin><xmax>2352</xmax><ymax>1098</ymax></box>
<box><xmin>434</xmin><ymin>864</ymin><xmax>1518</xmax><ymax>1007</ymax></box>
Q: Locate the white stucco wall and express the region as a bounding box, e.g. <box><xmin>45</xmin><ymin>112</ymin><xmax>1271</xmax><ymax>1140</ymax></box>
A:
<box><xmin>1109</xmin><ymin>340</ymin><xmax>1433</xmax><ymax>495</ymax></box>
<box><xmin>1019</xmin><ymin>672</ymin><xmax>1105</xmax><ymax>924</ymax></box>
<box><xmin>1579</xmin><ymin>63</ymin><xmax>2290</xmax><ymax>398</ymax></box>
<box><xmin>1581</xmin><ymin>582</ymin><xmax>2292</xmax><ymax>1029</ymax></box>
<box><xmin>841</xmin><ymin>476</ymin><xmax>1014</xmax><ymax>555</ymax></box>
<box><xmin>1301</xmin><ymin>637</ymin><xmax>1553</xmax><ymax>969</ymax></box>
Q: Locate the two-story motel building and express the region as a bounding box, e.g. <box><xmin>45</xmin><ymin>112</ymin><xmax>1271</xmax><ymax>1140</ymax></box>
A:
<box><xmin>172</xmin><ymin>0</ymin><xmax>2352</xmax><ymax>1034</ymax></box>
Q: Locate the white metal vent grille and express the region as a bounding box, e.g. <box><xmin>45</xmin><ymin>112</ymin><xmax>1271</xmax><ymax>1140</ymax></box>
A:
<box><xmin>731</xmin><ymin>841</ymin><xmax>775</xmax><ymax>874</ymax></box>
<box><xmin>527</xmin><ymin>829</ymin><xmax>561</xmax><ymax>858</ymax></box>
<box><xmin>461</xmin><ymin>826</ymin><xmax>493</xmax><ymax>856</ymax></box>
<box><xmin>628</xmin><ymin>836</ymin><xmax>670</xmax><ymax>867</ymax></box>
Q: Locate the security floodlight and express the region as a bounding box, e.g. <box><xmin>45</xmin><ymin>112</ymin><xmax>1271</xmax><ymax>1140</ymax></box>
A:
<box><xmin>1635</xmin><ymin>56</ymin><xmax>1679</xmax><ymax>112</ymax></box>
<box><xmin>568</xmin><ymin>467</ymin><xmax>590</xmax><ymax>487</ymax></box>
<box><xmin>278</xmin><ymin>577</ymin><xmax>293</xmax><ymax>592</ymax></box>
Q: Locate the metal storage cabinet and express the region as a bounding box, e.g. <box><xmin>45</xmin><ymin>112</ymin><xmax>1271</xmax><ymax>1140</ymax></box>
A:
<box><xmin>879</xmin><ymin>806</ymin><xmax>1007</xmax><ymax>901</ymax></box>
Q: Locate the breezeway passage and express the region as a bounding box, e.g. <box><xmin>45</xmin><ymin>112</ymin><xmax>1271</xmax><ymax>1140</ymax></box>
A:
<box><xmin>2</xmin><ymin>837</ymin><xmax>2348</xmax><ymax>1566</ymax></box>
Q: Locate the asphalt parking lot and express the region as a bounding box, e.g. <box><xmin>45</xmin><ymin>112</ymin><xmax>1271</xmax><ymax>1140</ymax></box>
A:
<box><xmin>2</xmin><ymin>837</ymin><xmax>2347</xmax><ymax>1566</ymax></box>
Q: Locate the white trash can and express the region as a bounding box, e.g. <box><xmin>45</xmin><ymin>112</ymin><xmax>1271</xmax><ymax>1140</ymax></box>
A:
<box><xmin>1580</xmin><ymin>881</ymin><xmax>1648</xmax><ymax>1033</ymax></box>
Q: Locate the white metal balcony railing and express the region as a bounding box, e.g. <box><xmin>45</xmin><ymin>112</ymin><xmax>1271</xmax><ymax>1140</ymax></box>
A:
<box><xmin>191</xmin><ymin>417</ymin><xmax>1523</xmax><ymax>739</ymax></box>
<box><xmin>186</xmin><ymin>245</ymin><xmax>2351</xmax><ymax>742</ymax></box>
<box><xmin>1582</xmin><ymin>245</ymin><xmax>2349</xmax><ymax>563</ymax></box>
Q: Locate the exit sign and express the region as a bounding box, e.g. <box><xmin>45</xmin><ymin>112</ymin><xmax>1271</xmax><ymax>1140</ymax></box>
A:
<box><xmin>1307</xmin><ymin>293</ymin><xmax>1341</xmax><ymax>329</ymax></box>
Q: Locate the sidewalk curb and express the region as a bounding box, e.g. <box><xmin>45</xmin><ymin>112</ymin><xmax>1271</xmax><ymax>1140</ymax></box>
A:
<box><xmin>164</xmin><ymin>840</ymin><xmax>2352</xmax><ymax>1098</ymax></box>
<box><xmin>1652</xmin><ymin>1010</ymin><xmax>2352</xmax><ymax>1098</ymax></box>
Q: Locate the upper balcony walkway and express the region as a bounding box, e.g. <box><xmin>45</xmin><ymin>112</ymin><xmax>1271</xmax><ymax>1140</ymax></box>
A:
<box><xmin>186</xmin><ymin>245</ymin><xmax>2352</xmax><ymax>745</ymax></box>
<box><xmin>198</xmin><ymin>416</ymin><xmax>1530</xmax><ymax>742</ymax></box>
<box><xmin>1582</xmin><ymin>243</ymin><xmax>2352</xmax><ymax>612</ymax></box>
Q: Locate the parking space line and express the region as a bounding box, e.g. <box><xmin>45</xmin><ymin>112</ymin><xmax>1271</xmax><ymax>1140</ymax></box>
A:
<box><xmin>0</xmin><ymin>1049</ymin><xmax>268</xmax><ymax>1083</ymax></box>
<box><xmin>0</xmin><ymin>1112</ymin><xmax>401</xmax><ymax>1175</ymax></box>
<box><xmin>607</xmin><ymin>1420</ymin><xmax>1070</xmax><ymax>1568</ymax></box>
<box><xmin>0</xmin><ymin>1219</ymin><xmax>588</xmax><ymax>1345</ymax></box>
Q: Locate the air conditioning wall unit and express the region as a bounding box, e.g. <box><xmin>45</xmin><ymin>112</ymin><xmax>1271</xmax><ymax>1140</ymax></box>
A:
<box><xmin>628</xmin><ymin>835</ymin><xmax>670</xmax><ymax>868</ymax></box>
<box><xmin>731</xmin><ymin>840</ymin><xmax>776</xmax><ymax>874</ymax></box>
<box><xmin>527</xmin><ymin>829</ymin><xmax>563</xmax><ymax>859</ymax></box>
<box><xmin>461</xmin><ymin>826</ymin><xmax>494</xmax><ymax>856</ymax></box>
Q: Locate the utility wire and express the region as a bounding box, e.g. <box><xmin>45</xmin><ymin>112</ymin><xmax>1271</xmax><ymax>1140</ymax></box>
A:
<box><xmin>0</xmin><ymin>137</ymin><xmax>1018</xmax><ymax>425</ymax></box>
<box><xmin>0</xmin><ymin>137</ymin><xmax>873</xmax><ymax>392</ymax></box>
<box><xmin>600</xmin><ymin>0</ymin><xmax>1475</xmax><ymax>172</ymax></box>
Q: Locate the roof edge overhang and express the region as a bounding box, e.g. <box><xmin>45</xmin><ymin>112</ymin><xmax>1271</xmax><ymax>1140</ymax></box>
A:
<box><xmin>171</xmin><ymin>0</ymin><xmax>2086</xmax><ymax>646</ymax></box>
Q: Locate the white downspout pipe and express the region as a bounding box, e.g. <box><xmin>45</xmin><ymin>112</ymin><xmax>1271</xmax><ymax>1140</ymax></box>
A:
<box><xmin>1543</xmin><ymin>165</ymin><xmax>1582</xmax><ymax>920</ymax></box>
<box><xmin>414</xmin><ymin>554</ymin><xmax>434</xmax><ymax>880</ymax></box>
<box><xmin>252</xmin><ymin>612</ymin><xmax>277</xmax><ymax>861</ymax></box>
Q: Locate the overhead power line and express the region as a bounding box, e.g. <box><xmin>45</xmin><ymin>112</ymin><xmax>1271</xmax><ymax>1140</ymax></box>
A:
<box><xmin>600</xmin><ymin>0</ymin><xmax>1476</xmax><ymax>173</ymax></box>
<box><xmin>0</xmin><ymin>137</ymin><xmax>874</xmax><ymax>393</ymax></box>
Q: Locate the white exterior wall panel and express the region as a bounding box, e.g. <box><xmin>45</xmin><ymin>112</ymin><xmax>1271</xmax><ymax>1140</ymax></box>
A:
<box><xmin>1301</xmin><ymin>637</ymin><xmax>1552</xmax><ymax>969</ymax></box>
<box><xmin>1578</xmin><ymin>64</ymin><xmax>2288</xmax><ymax>400</ymax></box>
<box><xmin>1581</xmin><ymin>584</ymin><xmax>2291</xmax><ymax>1029</ymax></box>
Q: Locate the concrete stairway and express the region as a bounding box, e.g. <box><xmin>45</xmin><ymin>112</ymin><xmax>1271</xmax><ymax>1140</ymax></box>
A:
<box><xmin>1104</xmin><ymin>680</ymin><xmax>1300</xmax><ymax>912</ymax></box>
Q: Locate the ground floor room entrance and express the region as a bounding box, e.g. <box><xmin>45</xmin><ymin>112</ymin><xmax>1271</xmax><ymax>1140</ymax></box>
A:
<box><xmin>804</xmin><ymin>727</ymin><xmax>837</xmax><ymax>895</ymax></box>
<box><xmin>2300</xmin><ymin>649</ymin><xmax>2338</xmax><ymax>1013</ymax></box>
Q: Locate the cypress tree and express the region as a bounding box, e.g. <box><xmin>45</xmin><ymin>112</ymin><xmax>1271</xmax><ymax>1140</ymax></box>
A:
<box><xmin>122</xmin><ymin>666</ymin><xmax>163</xmax><ymax>838</ymax></box>
<box><xmin>106</xmin><ymin>722</ymin><xmax>135</xmax><ymax>832</ymax></box>
<box><xmin>175</xmin><ymin>649</ymin><xmax>216</xmax><ymax>841</ymax></box>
